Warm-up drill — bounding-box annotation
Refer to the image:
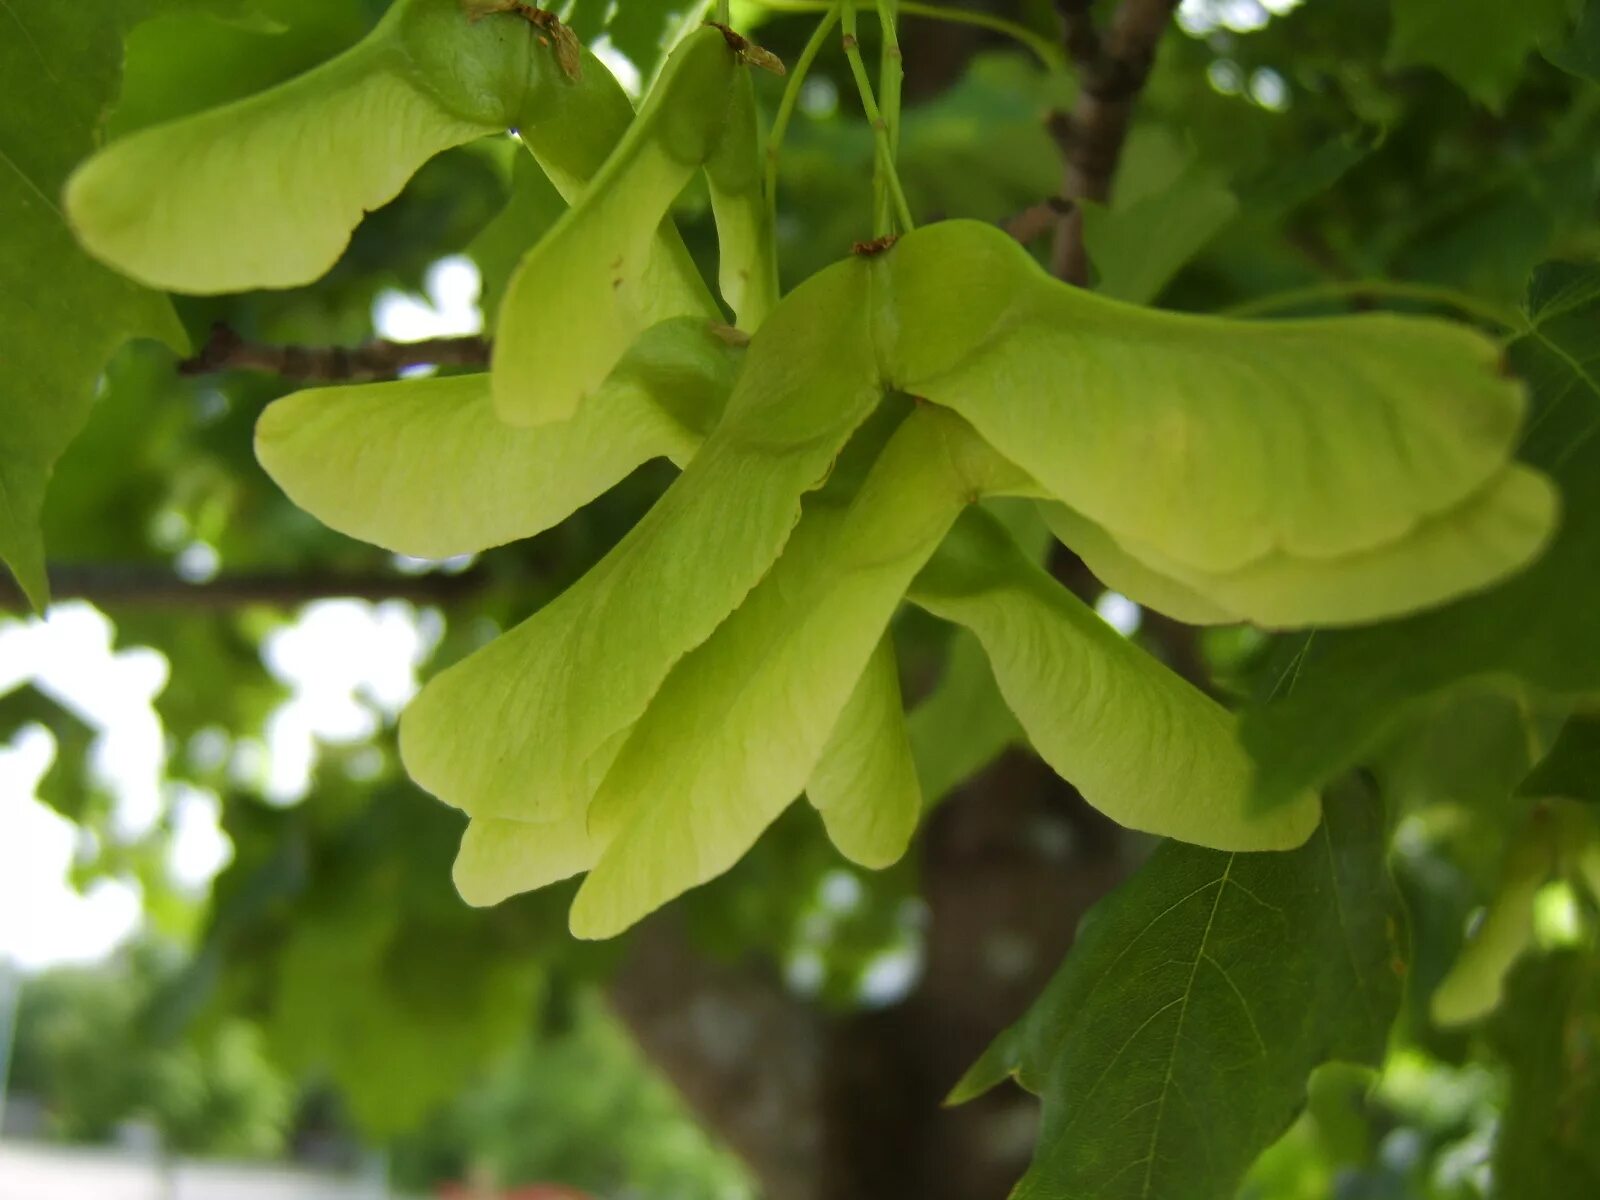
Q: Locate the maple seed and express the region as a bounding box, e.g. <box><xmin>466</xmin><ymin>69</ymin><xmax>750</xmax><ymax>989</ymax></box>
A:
<box><xmin>707</xmin><ymin>22</ymin><xmax>787</xmax><ymax>76</ymax></box>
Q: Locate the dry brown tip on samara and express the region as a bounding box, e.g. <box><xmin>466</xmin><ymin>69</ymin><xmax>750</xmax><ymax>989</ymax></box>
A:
<box><xmin>851</xmin><ymin>234</ymin><xmax>900</xmax><ymax>257</ymax></box>
<box><xmin>706</xmin><ymin>21</ymin><xmax>788</xmax><ymax>75</ymax></box>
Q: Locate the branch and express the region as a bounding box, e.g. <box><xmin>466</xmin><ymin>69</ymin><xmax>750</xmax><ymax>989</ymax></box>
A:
<box><xmin>0</xmin><ymin>564</ymin><xmax>491</xmax><ymax>611</ymax></box>
<box><xmin>178</xmin><ymin>324</ymin><xmax>490</xmax><ymax>382</ymax></box>
<box><xmin>1049</xmin><ymin>0</ymin><xmax>1181</xmax><ymax>283</ymax></box>
<box><xmin>1004</xmin><ymin>195</ymin><xmax>1075</xmax><ymax>245</ymax></box>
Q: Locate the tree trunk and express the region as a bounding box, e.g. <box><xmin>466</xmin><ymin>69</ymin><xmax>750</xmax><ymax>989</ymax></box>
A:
<box><xmin>609</xmin><ymin>750</ymin><xmax>1130</xmax><ymax>1200</ymax></box>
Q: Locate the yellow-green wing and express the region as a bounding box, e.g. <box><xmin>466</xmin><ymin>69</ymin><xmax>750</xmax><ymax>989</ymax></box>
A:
<box><xmin>908</xmin><ymin>507</ymin><xmax>1322</xmax><ymax>851</ymax></box>
<box><xmin>255</xmin><ymin>317</ymin><xmax>741</xmax><ymax>559</ymax></box>
<box><xmin>493</xmin><ymin>26</ymin><xmax>744</xmax><ymax>426</ymax></box>
<box><xmin>65</xmin><ymin>0</ymin><xmax>539</xmax><ymax>292</ymax></box>
<box><xmin>882</xmin><ymin>222</ymin><xmax>1542</xmax><ymax>593</ymax></box>
<box><xmin>808</xmin><ymin>634</ymin><xmax>923</xmax><ymax>869</ymax></box>
<box><xmin>400</xmin><ymin>256</ymin><xmax>882</xmax><ymax>827</ymax></box>
<box><xmin>454</xmin><ymin>813</ymin><xmax>600</xmax><ymax>909</ymax></box>
<box><xmin>1042</xmin><ymin>464</ymin><xmax>1555</xmax><ymax>629</ymax></box>
<box><xmin>570</xmin><ymin>406</ymin><xmax>1014</xmax><ymax>939</ymax></box>
<box><xmin>705</xmin><ymin>69</ymin><xmax>779</xmax><ymax>331</ymax></box>
<box><xmin>1432</xmin><ymin>813</ymin><xmax>1554</xmax><ymax>1026</ymax></box>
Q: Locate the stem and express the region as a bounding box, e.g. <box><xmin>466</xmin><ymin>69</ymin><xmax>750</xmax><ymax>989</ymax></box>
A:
<box><xmin>749</xmin><ymin>0</ymin><xmax>1063</xmax><ymax>70</ymax></box>
<box><xmin>766</xmin><ymin>5</ymin><xmax>842</xmax><ymax>236</ymax></box>
<box><xmin>1222</xmin><ymin>279</ymin><xmax>1524</xmax><ymax>331</ymax></box>
<box><xmin>178</xmin><ymin>324</ymin><xmax>490</xmax><ymax>381</ymax></box>
<box><xmin>717</xmin><ymin>0</ymin><xmax>731</xmax><ymax>23</ymax></box>
<box><xmin>877</xmin><ymin>0</ymin><xmax>903</xmax><ymax>235</ymax></box>
<box><xmin>842</xmin><ymin>2</ymin><xmax>915</xmax><ymax>236</ymax></box>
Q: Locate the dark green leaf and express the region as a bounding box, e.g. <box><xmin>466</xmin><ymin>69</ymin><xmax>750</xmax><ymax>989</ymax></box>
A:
<box><xmin>1545</xmin><ymin>0</ymin><xmax>1600</xmax><ymax>82</ymax></box>
<box><xmin>1521</xmin><ymin>714</ymin><xmax>1600</xmax><ymax>803</ymax></box>
<box><xmin>953</xmin><ymin>786</ymin><xmax>1404</xmax><ymax>1200</ymax></box>
<box><xmin>0</xmin><ymin>0</ymin><xmax>190</xmax><ymax>606</ymax></box>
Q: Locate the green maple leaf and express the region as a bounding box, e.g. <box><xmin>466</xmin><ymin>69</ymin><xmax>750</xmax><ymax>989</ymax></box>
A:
<box><xmin>953</xmin><ymin>785</ymin><xmax>1404</xmax><ymax>1200</ymax></box>
<box><xmin>1389</xmin><ymin>0</ymin><xmax>1574</xmax><ymax>108</ymax></box>
<box><xmin>0</xmin><ymin>0</ymin><xmax>191</xmax><ymax>607</ymax></box>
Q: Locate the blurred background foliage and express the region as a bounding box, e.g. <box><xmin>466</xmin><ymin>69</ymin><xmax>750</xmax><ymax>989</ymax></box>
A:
<box><xmin>3</xmin><ymin>0</ymin><xmax>1597</xmax><ymax>1197</ymax></box>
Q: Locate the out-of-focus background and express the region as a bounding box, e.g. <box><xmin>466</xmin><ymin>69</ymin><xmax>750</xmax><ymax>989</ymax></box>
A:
<box><xmin>5</xmin><ymin>0</ymin><xmax>1598</xmax><ymax>1197</ymax></box>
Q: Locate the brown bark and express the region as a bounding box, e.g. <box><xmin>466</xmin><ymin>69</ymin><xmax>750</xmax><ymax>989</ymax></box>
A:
<box><xmin>179</xmin><ymin>323</ymin><xmax>490</xmax><ymax>382</ymax></box>
<box><xmin>1050</xmin><ymin>0</ymin><xmax>1183</xmax><ymax>282</ymax></box>
<box><xmin>608</xmin><ymin>921</ymin><xmax>825</xmax><ymax>1200</ymax></box>
<box><xmin>606</xmin><ymin>755</ymin><xmax>1132</xmax><ymax>1200</ymax></box>
<box><xmin>818</xmin><ymin>755</ymin><xmax>1131</xmax><ymax>1200</ymax></box>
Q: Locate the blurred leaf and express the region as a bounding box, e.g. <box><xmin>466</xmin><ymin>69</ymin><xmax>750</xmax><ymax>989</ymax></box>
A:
<box><xmin>0</xmin><ymin>684</ymin><xmax>98</xmax><ymax>821</ymax></box>
<box><xmin>606</xmin><ymin>0</ymin><xmax>704</xmax><ymax>84</ymax></box>
<box><xmin>204</xmin><ymin>786</ymin><xmax>569</xmax><ymax>1138</ymax></box>
<box><xmin>1431</xmin><ymin>812</ymin><xmax>1555</xmax><ymax>1026</ymax></box>
<box><xmin>388</xmin><ymin>992</ymin><xmax>753</xmax><ymax>1197</ymax></box>
<box><xmin>1490</xmin><ymin>951</ymin><xmax>1600</xmax><ymax>1197</ymax></box>
<box><xmin>1521</xmin><ymin>713</ymin><xmax>1600</xmax><ymax>802</ymax></box>
<box><xmin>1388</xmin><ymin>0</ymin><xmax>1572</xmax><ymax>107</ymax></box>
<box><xmin>1082</xmin><ymin>133</ymin><xmax>1240</xmax><ymax>304</ymax></box>
<box><xmin>1545</xmin><ymin>0</ymin><xmax>1600</xmax><ymax>81</ymax></box>
<box><xmin>1380</xmin><ymin>690</ymin><xmax>1559</xmax><ymax>816</ymax></box>
<box><xmin>953</xmin><ymin>784</ymin><xmax>1404</xmax><ymax>1200</ymax></box>
<box><xmin>0</xmin><ymin>0</ymin><xmax>190</xmax><ymax>605</ymax></box>
<box><xmin>12</xmin><ymin>946</ymin><xmax>294</xmax><ymax>1154</ymax></box>
<box><xmin>777</xmin><ymin>53</ymin><xmax>1068</xmax><ymax>281</ymax></box>
<box><xmin>1233</xmin><ymin>131</ymin><xmax>1378</xmax><ymax>227</ymax></box>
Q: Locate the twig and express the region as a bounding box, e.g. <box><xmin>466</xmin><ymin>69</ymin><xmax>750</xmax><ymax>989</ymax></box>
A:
<box><xmin>841</xmin><ymin>3</ymin><xmax>916</xmax><ymax>236</ymax></box>
<box><xmin>767</xmin><ymin>5</ymin><xmax>842</xmax><ymax>235</ymax></box>
<box><xmin>0</xmin><ymin>565</ymin><xmax>492</xmax><ymax>612</ymax></box>
<box><xmin>1049</xmin><ymin>0</ymin><xmax>1181</xmax><ymax>283</ymax></box>
<box><xmin>1005</xmin><ymin>196</ymin><xmax>1075</xmax><ymax>245</ymax></box>
<box><xmin>178</xmin><ymin>324</ymin><xmax>490</xmax><ymax>383</ymax></box>
<box><xmin>748</xmin><ymin>0</ymin><xmax>1064</xmax><ymax>69</ymax></box>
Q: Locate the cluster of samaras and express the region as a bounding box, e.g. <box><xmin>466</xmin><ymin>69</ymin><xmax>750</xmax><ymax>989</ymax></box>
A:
<box><xmin>67</xmin><ymin>0</ymin><xmax>1552</xmax><ymax>937</ymax></box>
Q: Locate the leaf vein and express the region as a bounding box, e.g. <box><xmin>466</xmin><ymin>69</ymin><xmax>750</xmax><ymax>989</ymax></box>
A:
<box><xmin>1139</xmin><ymin>853</ymin><xmax>1234</xmax><ymax>1198</ymax></box>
